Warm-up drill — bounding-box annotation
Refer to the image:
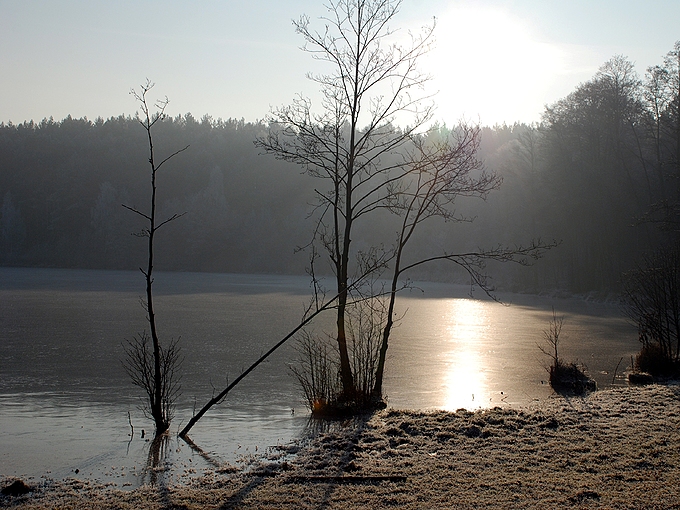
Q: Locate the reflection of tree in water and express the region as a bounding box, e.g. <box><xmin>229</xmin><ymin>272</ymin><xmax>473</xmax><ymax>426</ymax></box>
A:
<box><xmin>143</xmin><ymin>434</ymin><xmax>171</xmax><ymax>486</ymax></box>
<box><xmin>181</xmin><ymin>435</ymin><xmax>223</xmax><ymax>469</ymax></box>
<box><xmin>141</xmin><ymin>433</ymin><xmax>235</xmax><ymax>489</ymax></box>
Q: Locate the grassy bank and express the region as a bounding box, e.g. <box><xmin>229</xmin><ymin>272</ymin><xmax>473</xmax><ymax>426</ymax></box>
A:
<box><xmin>2</xmin><ymin>384</ymin><xmax>679</xmax><ymax>509</ymax></box>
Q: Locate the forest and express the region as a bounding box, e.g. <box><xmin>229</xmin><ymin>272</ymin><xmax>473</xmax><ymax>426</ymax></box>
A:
<box><xmin>1</xmin><ymin>44</ymin><xmax>679</xmax><ymax>295</ymax></box>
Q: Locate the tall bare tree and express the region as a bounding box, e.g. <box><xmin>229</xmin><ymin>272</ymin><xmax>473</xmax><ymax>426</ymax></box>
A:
<box><xmin>371</xmin><ymin>125</ymin><xmax>553</xmax><ymax>398</ymax></box>
<box><xmin>123</xmin><ymin>80</ymin><xmax>188</xmax><ymax>437</ymax></box>
<box><xmin>258</xmin><ymin>0</ymin><xmax>554</xmax><ymax>410</ymax></box>
<box><xmin>257</xmin><ymin>0</ymin><xmax>435</xmax><ymax>401</ymax></box>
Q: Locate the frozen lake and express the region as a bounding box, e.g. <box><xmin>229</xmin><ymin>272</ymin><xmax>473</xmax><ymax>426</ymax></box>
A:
<box><xmin>0</xmin><ymin>268</ymin><xmax>639</xmax><ymax>487</ymax></box>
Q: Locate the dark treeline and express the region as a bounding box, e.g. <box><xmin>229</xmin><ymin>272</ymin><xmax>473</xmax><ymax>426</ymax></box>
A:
<box><xmin>476</xmin><ymin>48</ymin><xmax>680</xmax><ymax>294</ymax></box>
<box><xmin>1</xmin><ymin>44</ymin><xmax>679</xmax><ymax>294</ymax></box>
<box><xmin>0</xmin><ymin>114</ymin><xmax>314</xmax><ymax>274</ymax></box>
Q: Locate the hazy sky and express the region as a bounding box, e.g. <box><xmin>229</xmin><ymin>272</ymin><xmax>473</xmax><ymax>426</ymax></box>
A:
<box><xmin>1</xmin><ymin>0</ymin><xmax>679</xmax><ymax>127</ymax></box>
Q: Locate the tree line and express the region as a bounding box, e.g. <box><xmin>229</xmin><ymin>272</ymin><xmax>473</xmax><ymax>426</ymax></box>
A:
<box><xmin>2</xmin><ymin>44</ymin><xmax>680</xmax><ymax>295</ymax></box>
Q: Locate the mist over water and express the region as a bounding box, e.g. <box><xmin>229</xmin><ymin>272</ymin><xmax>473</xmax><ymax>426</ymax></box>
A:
<box><xmin>0</xmin><ymin>268</ymin><xmax>638</xmax><ymax>486</ymax></box>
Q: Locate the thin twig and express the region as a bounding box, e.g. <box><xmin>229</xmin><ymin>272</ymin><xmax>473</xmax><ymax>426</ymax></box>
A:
<box><xmin>612</xmin><ymin>357</ymin><xmax>624</xmax><ymax>385</ymax></box>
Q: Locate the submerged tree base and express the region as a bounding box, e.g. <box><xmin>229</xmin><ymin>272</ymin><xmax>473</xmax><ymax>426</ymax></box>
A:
<box><xmin>310</xmin><ymin>394</ymin><xmax>387</xmax><ymax>419</ymax></box>
<box><xmin>550</xmin><ymin>361</ymin><xmax>597</xmax><ymax>395</ymax></box>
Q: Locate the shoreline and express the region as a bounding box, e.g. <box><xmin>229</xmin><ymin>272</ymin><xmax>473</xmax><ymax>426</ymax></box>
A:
<box><xmin>2</xmin><ymin>384</ymin><xmax>680</xmax><ymax>509</ymax></box>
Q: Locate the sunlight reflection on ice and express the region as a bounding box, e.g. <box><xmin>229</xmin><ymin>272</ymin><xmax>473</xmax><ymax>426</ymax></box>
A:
<box><xmin>442</xmin><ymin>299</ymin><xmax>490</xmax><ymax>411</ymax></box>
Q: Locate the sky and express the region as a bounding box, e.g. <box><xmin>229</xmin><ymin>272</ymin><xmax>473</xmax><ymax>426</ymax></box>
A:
<box><xmin>1</xmin><ymin>0</ymin><xmax>679</xmax><ymax>127</ymax></box>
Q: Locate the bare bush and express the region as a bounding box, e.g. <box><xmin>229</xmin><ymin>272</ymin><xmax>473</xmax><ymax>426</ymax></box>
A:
<box><xmin>292</xmin><ymin>297</ymin><xmax>386</xmax><ymax>415</ymax></box>
<box><xmin>538</xmin><ymin>309</ymin><xmax>595</xmax><ymax>394</ymax></box>
<box><xmin>538</xmin><ymin>307</ymin><xmax>563</xmax><ymax>373</ymax></box>
<box><xmin>290</xmin><ymin>331</ymin><xmax>341</xmax><ymax>414</ymax></box>
<box><xmin>122</xmin><ymin>331</ymin><xmax>182</xmax><ymax>432</ymax></box>
<box><xmin>623</xmin><ymin>241</ymin><xmax>680</xmax><ymax>376</ymax></box>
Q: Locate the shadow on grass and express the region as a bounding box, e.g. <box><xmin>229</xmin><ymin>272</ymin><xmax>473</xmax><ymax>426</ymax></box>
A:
<box><xmin>216</xmin><ymin>413</ymin><xmax>374</xmax><ymax>509</ymax></box>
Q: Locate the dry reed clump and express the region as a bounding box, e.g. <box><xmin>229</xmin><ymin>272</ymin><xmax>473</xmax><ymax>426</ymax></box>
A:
<box><xmin>549</xmin><ymin>360</ymin><xmax>597</xmax><ymax>395</ymax></box>
<box><xmin>634</xmin><ymin>343</ymin><xmax>680</xmax><ymax>378</ymax></box>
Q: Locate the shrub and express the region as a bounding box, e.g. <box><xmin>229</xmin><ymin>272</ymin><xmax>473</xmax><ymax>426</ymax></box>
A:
<box><xmin>634</xmin><ymin>343</ymin><xmax>679</xmax><ymax>377</ymax></box>
<box><xmin>623</xmin><ymin>242</ymin><xmax>680</xmax><ymax>378</ymax></box>
<box><xmin>550</xmin><ymin>360</ymin><xmax>597</xmax><ymax>395</ymax></box>
<box><xmin>291</xmin><ymin>299</ymin><xmax>387</xmax><ymax>417</ymax></box>
<box><xmin>539</xmin><ymin>309</ymin><xmax>596</xmax><ymax>395</ymax></box>
<box><xmin>290</xmin><ymin>331</ymin><xmax>341</xmax><ymax>415</ymax></box>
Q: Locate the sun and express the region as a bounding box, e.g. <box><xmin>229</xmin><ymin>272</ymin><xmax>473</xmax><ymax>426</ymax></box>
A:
<box><xmin>422</xmin><ymin>5</ymin><xmax>566</xmax><ymax>126</ymax></box>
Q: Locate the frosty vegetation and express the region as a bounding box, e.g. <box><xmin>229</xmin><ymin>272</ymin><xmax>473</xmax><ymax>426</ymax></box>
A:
<box><xmin>3</xmin><ymin>384</ymin><xmax>679</xmax><ymax>509</ymax></box>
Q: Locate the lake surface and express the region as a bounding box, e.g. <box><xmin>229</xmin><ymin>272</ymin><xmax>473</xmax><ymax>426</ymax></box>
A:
<box><xmin>0</xmin><ymin>268</ymin><xmax>639</xmax><ymax>487</ymax></box>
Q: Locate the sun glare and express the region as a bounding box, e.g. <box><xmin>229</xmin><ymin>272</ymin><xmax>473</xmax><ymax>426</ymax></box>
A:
<box><xmin>442</xmin><ymin>298</ymin><xmax>490</xmax><ymax>411</ymax></box>
<box><xmin>423</xmin><ymin>6</ymin><xmax>566</xmax><ymax>126</ymax></box>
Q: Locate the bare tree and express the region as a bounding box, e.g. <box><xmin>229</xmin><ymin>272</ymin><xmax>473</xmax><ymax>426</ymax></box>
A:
<box><xmin>257</xmin><ymin>0</ymin><xmax>435</xmax><ymax>402</ymax></box>
<box><xmin>662</xmin><ymin>42</ymin><xmax>680</xmax><ymax>206</ymax></box>
<box><xmin>122</xmin><ymin>80</ymin><xmax>188</xmax><ymax>437</ymax></box>
<box><xmin>640</xmin><ymin>42</ymin><xmax>680</xmax><ymax>229</ymax></box>
<box><xmin>538</xmin><ymin>307</ymin><xmax>564</xmax><ymax>373</ymax></box>
<box><xmin>123</xmin><ymin>332</ymin><xmax>182</xmax><ymax>436</ymax></box>
<box><xmin>258</xmin><ymin>0</ymin><xmax>554</xmax><ymax>411</ymax></box>
<box><xmin>623</xmin><ymin>241</ymin><xmax>680</xmax><ymax>375</ymax></box>
<box><xmin>371</xmin><ymin>125</ymin><xmax>554</xmax><ymax>399</ymax></box>
<box><xmin>537</xmin><ymin>307</ymin><xmax>595</xmax><ymax>393</ymax></box>
<box><xmin>177</xmin><ymin>243</ymin><xmax>395</xmax><ymax>439</ymax></box>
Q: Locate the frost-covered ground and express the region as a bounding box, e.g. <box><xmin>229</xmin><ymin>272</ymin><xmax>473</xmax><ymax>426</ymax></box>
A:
<box><xmin>2</xmin><ymin>384</ymin><xmax>680</xmax><ymax>509</ymax></box>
